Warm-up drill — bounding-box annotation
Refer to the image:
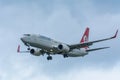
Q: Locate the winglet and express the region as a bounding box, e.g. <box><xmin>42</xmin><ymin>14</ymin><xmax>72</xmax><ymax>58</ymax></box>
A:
<box><xmin>112</xmin><ymin>29</ymin><xmax>118</xmax><ymax>38</ymax></box>
<box><xmin>17</xmin><ymin>45</ymin><xmax>20</xmax><ymax>53</ymax></box>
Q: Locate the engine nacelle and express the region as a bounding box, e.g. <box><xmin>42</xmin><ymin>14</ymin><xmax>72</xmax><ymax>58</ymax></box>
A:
<box><xmin>30</xmin><ymin>49</ymin><xmax>42</xmax><ymax>56</ymax></box>
<box><xmin>58</xmin><ymin>44</ymin><xmax>70</xmax><ymax>52</ymax></box>
<box><xmin>68</xmin><ymin>48</ymin><xmax>88</xmax><ymax>57</ymax></box>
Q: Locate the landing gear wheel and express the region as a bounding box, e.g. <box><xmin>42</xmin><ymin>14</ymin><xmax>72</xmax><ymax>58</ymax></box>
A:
<box><xmin>47</xmin><ymin>56</ymin><xmax>52</xmax><ymax>60</ymax></box>
<box><xmin>27</xmin><ymin>47</ymin><xmax>30</xmax><ymax>50</ymax></box>
<box><xmin>63</xmin><ymin>54</ymin><xmax>68</xmax><ymax>58</ymax></box>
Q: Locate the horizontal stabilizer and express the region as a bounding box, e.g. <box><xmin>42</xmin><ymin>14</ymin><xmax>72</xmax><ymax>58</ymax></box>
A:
<box><xmin>86</xmin><ymin>47</ymin><xmax>110</xmax><ymax>52</ymax></box>
<box><xmin>18</xmin><ymin>51</ymin><xmax>30</xmax><ymax>53</ymax></box>
<box><xmin>17</xmin><ymin>45</ymin><xmax>29</xmax><ymax>53</ymax></box>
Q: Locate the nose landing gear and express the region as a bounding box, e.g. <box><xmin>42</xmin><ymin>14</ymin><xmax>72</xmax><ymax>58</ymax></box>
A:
<box><xmin>27</xmin><ymin>47</ymin><xmax>30</xmax><ymax>50</ymax></box>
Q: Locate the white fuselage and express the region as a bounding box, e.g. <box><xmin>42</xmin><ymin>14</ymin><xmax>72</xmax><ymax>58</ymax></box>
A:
<box><xmin>21</xmin><ymin>34</ymin><xmax>88</xmax><ymax>57</ymax></box>
<box><xmin>19</xmin><ymin>28</ymin><xmax>118</xmax><ymax>60</ymax></box>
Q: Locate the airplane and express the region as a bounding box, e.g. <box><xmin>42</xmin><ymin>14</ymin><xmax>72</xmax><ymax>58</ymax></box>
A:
<box><xmin>17</xmin><ymin>27</ymin><xmax>118</xmax><ymax>60</ymax></box>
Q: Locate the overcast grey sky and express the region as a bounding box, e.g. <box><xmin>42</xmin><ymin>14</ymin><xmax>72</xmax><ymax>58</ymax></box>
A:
<box><xmin>0</xmin><ymin>0</ymin><xmax>120</xmax><ymax>80</ymax></box>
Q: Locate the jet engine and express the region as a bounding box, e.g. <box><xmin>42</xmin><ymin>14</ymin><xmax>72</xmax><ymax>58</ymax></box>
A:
<box><xmin>30</xmin><ymin>49</ymin><xmax>43</xmax><ymax>56</ymax></box>
<box><xmin>58</xmin><ymin>44</ymin><xmax>70</xmax><ymax>52</ymax></box>
<box><xmin>68</xmin><ymin>48</ymin><xmax>88</xmax><ymax>57</ymax></box>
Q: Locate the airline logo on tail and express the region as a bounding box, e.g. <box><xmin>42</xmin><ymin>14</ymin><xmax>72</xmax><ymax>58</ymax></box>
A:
<box><xmin>80</xmin><ymin>27</ymin><xmax>89</xmax><ymax>49</ymax></box>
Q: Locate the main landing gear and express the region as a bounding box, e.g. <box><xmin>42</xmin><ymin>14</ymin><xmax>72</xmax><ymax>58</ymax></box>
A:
<box><xmin>47</xmin><ymin>56</ymin><xmax>52</xmax><ymax>60</ymax></box>
<box><xmin>63</xmin><ymin>54</ymin><xmax>68</xmax><ymax>58</ymax></box>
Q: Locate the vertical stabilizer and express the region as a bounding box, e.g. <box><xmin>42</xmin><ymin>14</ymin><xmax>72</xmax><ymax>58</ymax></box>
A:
<box><xmin>80</xmin><ymin>27</ymin><xmax>89</xmax><ymax>49</ymax></box>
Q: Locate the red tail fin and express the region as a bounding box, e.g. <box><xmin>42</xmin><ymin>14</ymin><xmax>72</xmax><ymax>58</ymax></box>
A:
<box><xmin>80</xmin><ymin>27</ymin><xmax>89</xmax><ymax>49</ymax></box>
<box><xmin>80</xmin><ymin>27</ymin><xmax>89</xmax><ymax>43</ymax></box>
<box><xmin>17</xmin><ymin>45</ymin><xmax>20</xmax><ymax>53</ymax></box>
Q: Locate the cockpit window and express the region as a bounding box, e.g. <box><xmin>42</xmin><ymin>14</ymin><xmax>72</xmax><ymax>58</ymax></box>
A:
<box><xmin>24</xmin><ymin>34</ymin><xmax>31</xmax><ymax>36</ymax></box>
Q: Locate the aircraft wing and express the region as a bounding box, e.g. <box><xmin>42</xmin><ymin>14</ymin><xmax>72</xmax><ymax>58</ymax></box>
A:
<box><xmin>69</xmin><ymin>30</ymin><xmax>118</xmax><ymax>49</ymax></box>
<box><xmin>86</xmin><ymin>47</ymin><xmax>110</xmax><ymax>52</ymax></box>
